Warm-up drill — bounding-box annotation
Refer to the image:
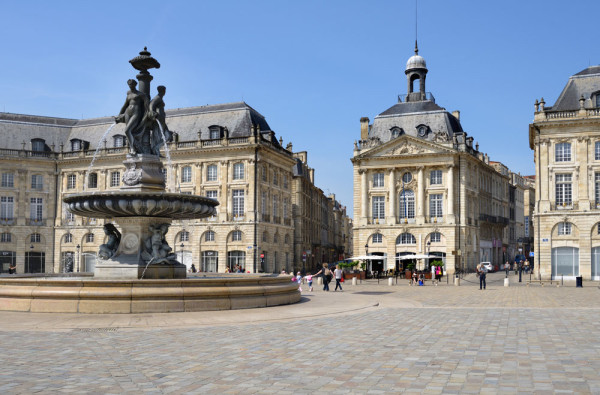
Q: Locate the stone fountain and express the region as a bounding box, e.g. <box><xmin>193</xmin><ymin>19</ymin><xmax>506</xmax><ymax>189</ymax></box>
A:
<box><xmin>0</xmin><ymin>49</ymin><xmax>300</xmax><ymax>313</ymax></box>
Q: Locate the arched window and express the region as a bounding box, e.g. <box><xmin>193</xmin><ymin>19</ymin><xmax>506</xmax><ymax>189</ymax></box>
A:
<box><xmin>113</xmin><ymin>135</ymin><xmax>125</xmax><ymax>148</ymax></box>
<box><xmin>180</xmin><ymin>231</ymin><xmax>189</xmax><ymax>242</ymax></box>
<box><xmin>390</xmin><ymin>127</ymin><xmax>403</xmax><ymax>138</ymax></box>
<box><xmin>372</xmin><ymin>233</ymin><xmax>383</xmax><ymax>243</ymax></box>
<box><xmin>399</xmin><ymin>190</ymin><xmax>415</xmax><ymax>219</ymax></box>
<box><xmin>209</xmin><ymin>126</ymin><xmax>221</xmax><ymax>140</ymax></box>
<box><xmin>205</xmin><ymin>230</ymin><xmax>215</xmax><ymax>242</ymax></box>
<box><xmin>430</xmin><ymin>232</ymin><xmax>441</xmax><ymax>243</ymax></box>
<box><xmin>396</xmin><ymin>233</ymin><xmax>416</xmax><ymax>245</ymax></box>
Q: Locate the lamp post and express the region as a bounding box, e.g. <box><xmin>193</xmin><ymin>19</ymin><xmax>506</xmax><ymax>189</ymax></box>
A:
<box><xmin>76</xmin><ymin>244</ymin><xmax>80</xmax><ymax>272</ymax></box>
<box><xmin>364</xmin><ymin>243</ymin><xmax>369</xmax><ymax>274</ymax></box>
<box><xmin>27</xmin><ymin>245</ymin><xmax>33</xmax><ymax>273</ymax></box>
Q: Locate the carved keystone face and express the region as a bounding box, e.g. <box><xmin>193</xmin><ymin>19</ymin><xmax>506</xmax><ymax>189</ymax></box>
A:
<box><xmin>121</xmin><ymin>233</ymin><xmax>139</xmax><ymax>254</ymax></box>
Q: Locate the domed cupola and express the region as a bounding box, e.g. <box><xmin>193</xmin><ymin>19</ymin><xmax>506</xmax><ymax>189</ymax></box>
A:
<box><xmin>405</xmin><ymin>41</ymin><xmax>428</xmax><ymax>102</ymax></box>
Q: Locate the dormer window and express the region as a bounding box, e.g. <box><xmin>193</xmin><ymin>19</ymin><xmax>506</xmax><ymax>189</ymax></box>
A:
<box><xmin>31</xmin><ymin>139</ymin><xmax>45</xmax><ymax>152</ymax></box>
<box><xmin>390</xmin><ymin>127</ymin><xmax>404</xmax><ymax>138</ymax></box>
<box><xmin>209</xmin><ymin>126</ymin><xmax>221</xmax><ymax>140</ymax></box>
<box><xmin>113</xmin><ymin>135</ymin><xmax>125</xmax><ymax>148</ymax></box>
<box><xmin>416</xmin><ymin>124</ymin><xmax>429</xmax><ymax>137</ymax></box>
<box><xmin>71</xmin><ymin>139</ymin><xmax>81</xmax><ymax>151</ymax></box>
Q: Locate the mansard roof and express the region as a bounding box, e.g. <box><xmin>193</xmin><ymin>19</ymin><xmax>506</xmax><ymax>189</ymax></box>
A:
<box><xmin>548</xmin><ymin>66</ymin><xmax>600</xmax><ymax>111</ymax></box>
<box><xmin>0</xmin><ymin>102</ymin><xmax>274</xmax><ymax>150</ymax></box>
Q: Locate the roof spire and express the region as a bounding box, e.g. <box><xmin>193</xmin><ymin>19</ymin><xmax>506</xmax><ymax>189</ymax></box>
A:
<box><xmin>414</xmin><ymin>40</ymin><xmax>419</xmax><ymax>55</ymax></box>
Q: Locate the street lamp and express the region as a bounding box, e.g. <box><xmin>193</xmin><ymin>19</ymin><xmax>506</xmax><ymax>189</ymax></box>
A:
<box><xmin>365</xmin><ymin>243</ymin><xmax>369</xmax><ymax>255</ymax></box>
<box><xmin>27</xmin><ymin>245</ymin><xmax>33</xmax><ymax>273</ymax></box>
<box><xmin>76</xmin><ymin>244</ymin><xmax>80</xmax><ymax>272</ymax></box>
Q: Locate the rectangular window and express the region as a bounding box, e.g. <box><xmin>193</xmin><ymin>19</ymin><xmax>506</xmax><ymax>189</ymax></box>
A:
<box><xmin>114</xmin><ymin>135</ymin><xmax>124</xmax><ymax>147</ymax></box>
<box><xmin>261</xmin><ymin>191</ymin><xmax>267</xmax><ymax>219</ymax></box>
<box><xmin>0</xmin><ymin>233</ymin><xmax>11</xmax><ymax>243</ymax></box>
<box><xmin>110</xmin><ymin>172</ymin><xmax>120</xmax><ymax>187</ymax></box>
<box><xmin>596</xmin><ymin>173</ymin><xmax>600</xmax><ymax>207</ymax></box>
<box><xmin>283</xmin><ymin>198</ymin><xmax>289</xmax><ymax>219</ymax></box>
<box><xmin>430</xmin><ymin>170</ymin><xmax>442</xmax><ymax>185</ymax></box>
<box><xmin>372</xmin><ymin>233</ymin><xmax>382</xmax><ymax>243</ymax></box>
<box><xmin>283</xmin><ymin>175</ymin><xmax>289</xmax><ymax>189</ymax></box>
<box><xmin>1</xmin><ymin>173</ymin><xmax>14</xmax><ymax>188</ymax></box>
<box><xmin>30</xmin><ymin>198</ymin><xmax>43</xmax><ymax>221</ymax></box>
<box><xmin>262</xmin><ymin>166</ymin><xmax>267</xmax><ymax>182</ymax></box>
<box><xmin>273</xmin><ymin>195</ymin><xmax>279</xmax><ymax>219</ymax></box>
<box><xmin>430</xmin><ymin>232</ymin><xmax>441</xmax><ymax>243</ymax></box>
<box><xmin>88</xmin><ymin>173</ymin><xmax>98</xmax><ymax>189</ymax></box>
<box><xmin>63</xmin><ymin>202</ymin><xmax>75</xmax><ymax>222</ymax></box>
<box><xmin>205</xmin><ymin>231</ymin><xmax>215</xmax><ymax>242</ymax></box>
<box><xmin>233</xmin><ymin>163</ymin><xmax>244</xmax><ymax>180</ymax></box>
<box><xmin>71</xmin><ymin>140</ymin><xmax>81</xmax><ymax>151</ymax></box>
<box><xmin>31</xmin><ymin>233</ymin><xmax>41</xmax><ymax>243</ymax></box>
<box><xmin>161</xmin><ymin>168</ymin><xmax>167</xmax><ymax>183</ymax></box>
<box><xmin>596</xmin><ymin>142</ymin><xmax>600</xmax><ymax>161</ymax></box>
<box><xmin>67</xmin><ymin>174</ymin><xmax>76</xmax><ymax>190</ymax></box>
<box><xmin>209</xmin><ymin>127</ymin><xmax>220</xmax><ymax>139</ymax></box>
<box><xmin>555</xmin><ymin>173</ymin><xmax>572</xmax><ymax>206</ymax></box>
<box><xmin>373</xmin><ymin>173</ymin><xmax>384</xmax><ymax>188</ymax></box>
<box><xmin>273</xmin><ymin>171</ymin><xmax>278</xmax><ymax>186</ymax></box>
<box><xmin>180</xmin><ymin>231</ymin><xmax>189</xmax><ymax>242</ymax></box>
<box><xmin>1</xmin><ymin>197</ymin><xmax>14</xmax><ymax>220</ymax></box>
<box><xmin>232</xmin><ymin>189</ymin><xmax>244</xmax><ymax>217</ymax></box>
<box><xmin>207</xmin><ymin>165</ymin><xmax>217</xmax><ymax>182</ymax></box>
<box><xmin>555</xmin><ymin>142</ymin><xmax>571</xmax><ymax>162</ymax></box>
<box><xmin>558</xmin><ymin>222</ymin><xmax>571</xmax><ymax>235</ymax></box>
<box><xmin>181</xmin><ymin>166</ymin><xmax>192</xmax><ymax>183</ymax></box>
<box><xmin>430</xmin><ymin>194</ymin><xmax>443</xmax><ymax>217</ymax></box>
<box><xmin>31</xmin><ymin>175</ymin><xmax>43</xmax><ymax>189</ymax></box>
<box><xmin>372</xmin><ymin>196</ymin><xmax>385</xmax><ymax>220</ymax></box>
<box><xmin>206</xmin><ymin>190</ymin><xmax>218</xmax><ymax>216</ymax></box>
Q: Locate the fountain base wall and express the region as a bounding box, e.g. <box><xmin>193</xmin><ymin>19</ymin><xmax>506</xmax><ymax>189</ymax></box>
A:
<box><xmin>94</xmin><ymin>262</ymin><xmax>187</xmax><ymax>279</ymax></box>
<box><xmin>0</xmin><ymin>275</ymin><xmax>300</xmax><ymax>314</ymax></box>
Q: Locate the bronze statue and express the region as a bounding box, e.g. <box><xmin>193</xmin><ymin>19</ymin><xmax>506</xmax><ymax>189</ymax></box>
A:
<box><xmin>115</xmin><ymin>79</ymin><xmax>150</xmax><ymax>155</ymax></box>
<box><xmin>98</xmin><ymin>223</ymin><xmax>122</xmax><ymax>260</ymax></box>
<box><xmin>146</xmin><ymin>85</ymin><xmax>173</xmax><ymax>156</ymax></box>
<box><xmin>142</xmin><ymin>223</ymin><xmax>176</xmax><ymax>264</ymax></box>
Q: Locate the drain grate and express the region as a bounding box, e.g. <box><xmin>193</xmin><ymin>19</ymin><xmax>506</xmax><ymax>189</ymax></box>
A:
<box><xmin>352</xmin><ymin>291</ymin><xmax>392</xmax><ymax>295</ymax></box>
<box><xmin>72</xmin><ymin>327</ymin><xmax>119</xmax><ymax>332</ymax></box>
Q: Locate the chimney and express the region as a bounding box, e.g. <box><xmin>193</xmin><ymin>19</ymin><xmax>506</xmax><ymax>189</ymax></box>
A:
<box><xmin>452</xmin><ymin>110</ymin><xmax>460</xmax><ymax>121</ymax></box>
<box><xmin>360</xmin><ymin>117</ymin><xmax>370</xmax><ymax>140</ymax></box>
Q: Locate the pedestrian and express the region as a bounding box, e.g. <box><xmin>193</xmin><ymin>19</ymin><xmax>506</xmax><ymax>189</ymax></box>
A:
<box><xmin>306</xmin><ymin>274</ymin><xmax>313</xmax><ymax>292</ymax></box>
<box><xmin>313</xmin><ymin>263</ymin><xmax>332</xmax><ymax>291</ymax></box>
<box><xmin>477</xmin><ymin>262</ymin><xmax>487</xmax><ymax>290</ymax></box>
<box><xmin>334</xmin><ymin>265</ymin><xmax>343</xmax><ymax>291</ymax></box>
<box><xmin>524</xmin><ymin>260</ymin><xmax>530</xmax><ymax>274</ymax></box>
<box><xmin>504</xmin><ymin>261</ymin><xmax>509</xmax><ymax>277</ymax></box>
<box><xmin>296</xmin><ymin>271</ymin><xmax>303</xmax><ymax>292</ymax></box>
<box><xmin>8</xmin><ymin>263</ymin><xmax>16</xmax><ymax>274</ymax></box>
<box><xmin>191</xmin><ymin>263</ymin><xmax>197</xmax><ymax>273</ymax></box>
<box><xmin>435</xmin><ymin>265</ymin><xmax>442</xmax><ymax>281</ymax></box>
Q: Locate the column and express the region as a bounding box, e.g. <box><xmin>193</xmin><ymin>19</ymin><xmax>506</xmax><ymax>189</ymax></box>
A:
<box><xmin>417</xmin><ymin>167</ymin><xmax>424</xmax><ymax>224</ymax></box>
<box><xmin>360</xmin><ymin>170</ymin><xmax>367</xmax><ymax>223</ymax></box>
<box><xmin>447</xmin><ymin>165</ymin><xmax>455</xmax><ymax>223</ymax></box>
<box><xmin>388</xmin><ymin>169</ymin><xmax>395</xmax><ymax>225</ymax></box>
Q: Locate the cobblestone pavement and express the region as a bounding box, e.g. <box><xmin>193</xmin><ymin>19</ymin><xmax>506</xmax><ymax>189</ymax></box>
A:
<box><xmin>1</xmin><ymin>272</ymin><xmax>600</xmax><ymax>394</ymax></box>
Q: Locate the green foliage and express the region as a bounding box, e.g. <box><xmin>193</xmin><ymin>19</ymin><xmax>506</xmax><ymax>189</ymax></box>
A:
<box><xmin>406</xmin><ymin>262</ymin><xmax>415</xmax><ymax>271</ymax></box>
<box><xmin>338</xmin><ymin>261</ymin><xmax>357</xmax><ymax>269</ymax></box>
<box><xmin>431</xmin><ymin>260</ymin><xmax>444</xmax><ymax>267</ymax></box>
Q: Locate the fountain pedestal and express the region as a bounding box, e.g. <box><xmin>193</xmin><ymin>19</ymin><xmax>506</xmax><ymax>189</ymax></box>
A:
<box><xmin>121</xmin><ymin>154</ymin><xmax>165</xmax><ymax>191</ymax></box>
<box><xmin>94</xmin><ymin>216</ymin><xmax>186</xmax><ymax>279</ymax></box>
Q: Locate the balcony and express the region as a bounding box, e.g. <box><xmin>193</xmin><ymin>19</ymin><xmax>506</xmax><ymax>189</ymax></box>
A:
<box><xmin>429</xmin><ymin>216</ymin><xmax>443</xmax><ymax>224</ymax></box>
<box><xmin>479</xmin><ymin>214</ymin><xmax>497</xmax><ymax>223</ymax></box>
<box><xmin>262</xmin><ymin>214</ymin><xmax>270</xmax><ymax>222</ymax></box>
<box><xmin>397</xmin><ymin>217</ymin><xmax>416</xmax><ymax>224</ymax></box>
<box><xmin>284</xmin><ymin>218</ymin><xmax>291</xmax><ymax>226</ymax></box>
<box><xmin>27</xmin><ymin>218</ymin><xmax>46</xmax><ymax>226</ymax></box>
<box><xmin>273</xmin><ymin>216</ymin><xmax>280</xmax><ymax>224</ymax></box>
<box><xmin>551</xmin><ymin>202</ymin><xmax>579</xmax><ymax>211</ymax></box>
<box><xmin>0</xmin><ymin>218</ymin><xmax>15</xmax><ymax>225</ymax></box>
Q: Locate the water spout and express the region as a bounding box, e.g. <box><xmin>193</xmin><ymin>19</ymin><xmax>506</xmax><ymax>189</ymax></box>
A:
<box><xmin>157</xmin><ymin>122</ymin><xmax>174</xmax><ymax>192</ymax></box>
<box><xmin>84</xmin><ymin>123</ymin><xmax>117</xmax><ymax>192</ymax></box>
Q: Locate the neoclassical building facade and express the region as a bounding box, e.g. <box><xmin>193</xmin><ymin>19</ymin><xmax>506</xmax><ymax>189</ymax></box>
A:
<box><xmin>352</xmin><ymin>47</ymin><xmax>513</xmax><ymax>275</ymax></box>
<box><xmin>0</xmin><ymin>102</ymin><xmax>350</xmax><ymax>274</ymax></box>
<box><xmin>529</xmin><ymin>65</ymin><xmax>600</xmax><ymax>280</ymax></box>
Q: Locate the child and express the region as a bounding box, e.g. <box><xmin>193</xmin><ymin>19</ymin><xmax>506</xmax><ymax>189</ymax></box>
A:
<box><xmin>306</xmin><ymin>274</ymin><xmax>313</xmax><ymax>292</ymax></box>
<box><xmin>296</xmin><ymin>271</ymin><xmax>303</xmax><ymax>292</ymax></box>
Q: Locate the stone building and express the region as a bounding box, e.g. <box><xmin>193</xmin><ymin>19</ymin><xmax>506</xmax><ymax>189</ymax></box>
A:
<box><xmin>351</xmin><ymin>46</ymin><xmax>511</xmax><ymax>275</ymax></box>
<box><xmin>291</xmin><ymin>152</ymin><xmax>352</xmax><ymax>273</ymax></box>
<box><xmin>529</xmin><ymin>65</ymin><xmax>600</xmax><ymax>280</ymax></box>
<box><xmin>0</xmin><ymin>102</ymin><xmax>350</xmax><ymax>274</ymax></box>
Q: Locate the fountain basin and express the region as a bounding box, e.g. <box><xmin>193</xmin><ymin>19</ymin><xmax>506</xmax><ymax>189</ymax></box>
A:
<box><xmin>0</xmin><ymin>275</ymin><xmax>300</xmax><ymax>314</ymax></box>
<box><xmin>64</xmin><ymin>191</ymin><xmax>218</xmax><ymax>219</ymax></box>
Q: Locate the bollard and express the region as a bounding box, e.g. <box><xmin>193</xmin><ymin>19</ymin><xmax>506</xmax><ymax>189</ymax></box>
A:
<box><xmin>317</xmin><ymin>277</ymin><xmax>323</xmax><ymax>285</ymax></box>
<box><xmin>388</xmin><ymin>277</ymin><xmax>393</xmax><ymax>286</ymax></box>
<box><xmin>454</xmin><ymin>276</ymin><xmax>460</xmax><ymax>286</ymax></box>
<box><xmin>504</xmin><ymin>277</ymin><xmax>509</xmax><ymax>287</ymax></box>
<box><xmin>352</xmin><ymin>277</ymin><xmax>357</xmax><ymax>286</ymax></box>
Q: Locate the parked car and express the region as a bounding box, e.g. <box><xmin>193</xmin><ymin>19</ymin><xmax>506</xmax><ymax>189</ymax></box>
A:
<box><xmin>480</xmin><ymin>262</ymin><xmax>494</xmax><ymax>273</ymax></box>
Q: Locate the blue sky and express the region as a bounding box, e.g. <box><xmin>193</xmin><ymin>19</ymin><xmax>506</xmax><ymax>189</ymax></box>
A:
<box><xmin>2</xmin><ymin>0</ymin><xmax>599</xmax><ymax>216</ymax></box>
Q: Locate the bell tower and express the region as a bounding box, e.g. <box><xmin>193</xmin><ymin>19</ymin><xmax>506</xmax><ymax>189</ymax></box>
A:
<box><xmin>405</xmin><ymin>41</ymin><xmax>428</xmax><ymax>102</ymax></box>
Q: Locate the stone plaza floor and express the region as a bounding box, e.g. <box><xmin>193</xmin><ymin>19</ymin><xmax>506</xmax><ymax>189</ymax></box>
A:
<box><xmin>1</xmin><ymin>271</ymin><xmax>599</xmax><ymax>394</ymax></box>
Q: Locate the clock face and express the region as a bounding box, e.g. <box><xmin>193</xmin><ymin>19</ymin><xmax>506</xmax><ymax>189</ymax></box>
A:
<box><xmin>418</xmin><ymin>125</ymin><xmax>427</xmax><ymax>137</ymax></box>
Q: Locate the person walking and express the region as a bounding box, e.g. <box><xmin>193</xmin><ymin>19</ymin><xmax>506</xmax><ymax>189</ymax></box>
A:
<box><xmin>334</xmin><ymin>265</ymin><xmax>343</xmax><ymax>291</ymax></box>
<box><xmin>477</xmin><ymin>262</ymin><xmax>487</xmax><ymax>290</ymax></box>
<box><xmin>313</xmin><ymin>263</ymin><xmax>332</xmax><ymax>291</ymax></box>
<box><xmin>504</xmin><ymin>261</ymin><xmax>510</xmax><ymax>277</ymax></box>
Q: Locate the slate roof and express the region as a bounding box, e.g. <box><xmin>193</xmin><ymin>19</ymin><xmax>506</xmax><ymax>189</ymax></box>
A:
<box><xmin>0</xmin><ymin>102</ymin><xmax>274</xmax><ymax>151</ymax></box>
<box><xmin>369</xmin><ymin>100</ymin><xmax>463</xmax><ymax>144</ymax></box>
<box><xmin>548</xmin><ymin>66</ymin><xmax>600</xmax><ymax>111</ymax></box>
